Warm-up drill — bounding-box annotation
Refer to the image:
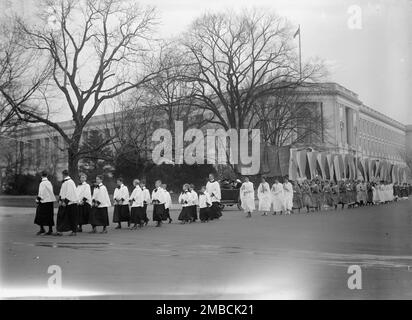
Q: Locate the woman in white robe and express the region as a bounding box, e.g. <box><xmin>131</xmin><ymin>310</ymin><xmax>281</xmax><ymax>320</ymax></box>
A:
<box><xmin>283</xmin><ymin>177</ymin><xmax>293</xmax><ymax>214</ymax></box>
<box><xmin>240</xmin><ymin>177</ymin><xmax>255</xmax><ymax>218</ymax></box>
<box><xmin>257</xmin><ymin>177</ymin><xmax>271</xmax><ymax>215</ymax></box>
<box><xmin>271</xmin><ymin>179</ymin><xmax>285</xmax><ymax>214</ymax></box>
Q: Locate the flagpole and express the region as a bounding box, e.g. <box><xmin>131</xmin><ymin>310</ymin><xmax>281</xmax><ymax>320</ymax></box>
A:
<box><xmin>298</xmin><ymin>24</ymin><xmax>302</xmax><ymax>79</ymax></box>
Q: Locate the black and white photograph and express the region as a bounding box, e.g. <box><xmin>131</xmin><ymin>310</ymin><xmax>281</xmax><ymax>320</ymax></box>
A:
<box><xmin>0</xmin><ymin>0</ymin><xmax>412</xmax><ymax>304</ymax></box>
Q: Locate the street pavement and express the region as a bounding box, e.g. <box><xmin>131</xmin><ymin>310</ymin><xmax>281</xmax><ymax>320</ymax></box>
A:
<box><xmin>1</xmin><ymin>199</ymin><xmax>412</xmax><ymax>299</ymax></box>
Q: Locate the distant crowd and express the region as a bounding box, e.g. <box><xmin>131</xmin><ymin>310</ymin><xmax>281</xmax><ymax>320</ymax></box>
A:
<box><xmin>249</xmin><ymin>177</ymin><xmax>412</xmax><ymax>217</ymax></box>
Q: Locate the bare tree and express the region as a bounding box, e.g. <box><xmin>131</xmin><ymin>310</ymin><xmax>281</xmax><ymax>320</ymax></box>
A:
<box><xmin>11</xmin><ymin>0</ymin><xmax>164</xmax><ymax>178</ymax></box>
<box><xmin>0</xmin><ymin>19</ymin><xmax>50</xmax><ymax>135</ymax></box>
<box><xmin>180</xmin><ymin>10</ymin><xmax>325</xmax><ymax>133</ymax></box>
<box><xmin>145</xmin><ymin>43</ymin><xmax>214</xmax><ymax>134</ymax></box>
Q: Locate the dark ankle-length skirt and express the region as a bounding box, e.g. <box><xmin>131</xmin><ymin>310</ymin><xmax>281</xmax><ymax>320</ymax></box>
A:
<box><xmin>292</xmin><ymin>193</ymin><xmax>303</xmax><ymax>209</ymax></box>
<box><xmin>178</xmin><ymin>206</ymin><xmax>192</xmax><ymax>221</ymax></box>
<box><xmin>339</xmin><ymin>191</ymin><xmax>347</xmax><ymax>204</ymax></box>
<box><xmin>89</xmin><ymin>207</ymin><xmax>109</xmax><ymax>227</ymax></box>
<box><xmin>199</xmin><ymin>207</ymin><xmax>211</xmax><ymax>221</ymax></box>
<box><xmin>153</xmin><ymin>204</ymin><xmax>165</xmax><ymax>222</ymax></box>
<box><xmin>78</xmin><ymin>203</ymin><xmax>91</xmax><ymax>225</ymax></box>
<box><xmin>209</xmin><ymin>202</ymin><xmax>222</xmax><ymax>220</ymax></box>
<box><xmin>143</xmin><ymin>204</ymin><xmax>149</xmax><ymax>222</ymax></box>
<box><xmin>367</xmin><ymin>190</ymin><xmax>374</xmax><ymax>203</ymax></box>
<box><xmin>34</xmin><ymin>202</ymin><xmax>55</xmax><ymax>227</ymax></box>
<box><xmin>311</xmin><ymin>193</ymin><xmax>322</xmax><ymax>208</ymax></box>
<box><xmin>323</xmin><ymin>192</ymin><xmax>334</xmax><ymax>207</ymax></box>
<box><xmin>130</xmin><ymin>206</ymin><xmax>146</xmax><ymax>224</ymax></box>
<box><xmin>331</xmin><ymin>193</ymin><xmax>339</xmax><ymax>206</ymax></box>
<box><xmin>56</xmin><ymin>204</ymin><xmax>78</xmax><ymax>232</ymax></box>
<box><xmin>113</xmin><ymin>205</ymin><xmax>130</xmax><ymax>223</ymax></box>
<box><xmin>190</xmin><ymin>205</ymin><xmax>198</xmax><ymax>221</ymax></box>
<box><xmin>162</xmin><ymin>208</ymin><xmax>171</xmax><ymax>221</ymax></box>
<box><xmin>302</xmin><ymin>193</ymin><xmax>312</xmax><ymax>207</ymax></box>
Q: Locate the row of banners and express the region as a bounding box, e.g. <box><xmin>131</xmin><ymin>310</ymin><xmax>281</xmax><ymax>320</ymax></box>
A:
<box><xmin>259</xmin><ymin>145</ymin><xmax>410</xmax><ymax>183</ymax></box>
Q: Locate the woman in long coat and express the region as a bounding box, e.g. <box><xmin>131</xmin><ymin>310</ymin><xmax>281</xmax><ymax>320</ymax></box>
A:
<box><xmin>310</xmin><ymin>180</ymin><xmax>322</xmax><ymax>211</ymax></box>
<box><xmin>257</xmin><ymin>177</ymin><xmax>271</xmax><ymax>216</ymax></box>
<box><xmin>292</xmin><ymin>181</ymin><xmax>303</xmax><ymax>213</ymax></box>
<box><xmin>338</xmin><ymin>181</ymin><xmax>347</xmax><ymax>209</ymax></box>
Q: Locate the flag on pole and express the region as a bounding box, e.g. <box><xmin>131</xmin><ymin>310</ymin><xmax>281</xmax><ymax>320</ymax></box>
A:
<box><xmin>294</xmin><ymin>26</ymin><xmax>300</xmax><ymax>39</ymax></box>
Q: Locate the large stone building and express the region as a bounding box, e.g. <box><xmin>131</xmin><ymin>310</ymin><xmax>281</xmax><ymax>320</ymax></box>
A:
<box><xmin>1</xmin><ymin>82</ymin><xmax>411</xmax><ymax>182</ymax></box>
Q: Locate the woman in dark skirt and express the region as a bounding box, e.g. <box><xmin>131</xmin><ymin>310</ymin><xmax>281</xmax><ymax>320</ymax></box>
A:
<box><xmin>56</xmin><ymin>201</ymin><xmax>79</xmax><ymax>234</ymax></box>
<box><xmin>178</xmin><ymin>184</ymin><xmax>192</xmax><ymax>223</ymax></box>
<box><xmin>151</xmin><ymin>180</ymin><xmax>166</xmax><ymax>227</ymax></box>
<box><xmin>198</xmin><ymin>186</ymin><xmax>212</xmax><ymax>222</ymax></box>
<box><xmin>89</xmin><ymin>175</ymin><xmax>111</xmax><ymax>234</ymax></box>
<box><xmin>34</xmin><ymin>172</ymin><xmax>56</xmax><ymax>235</ymax></box>
<box><xmin>113</xmin><ymin>178</ymin><xmax>131</xmax><ymax>229</ymax></box>
<box><xmin>35</xmin><ymin>202</ymin><xmax>55</xmax><ymax>235</ymax></box>
<box><xmin>77</xmin><ymin>202</ymin><xmax>91</xmax><ymax>231</ymax></box>
<box><xmin>322</xmin><ymin>181</ymin><xmax>334</xmax><ymax>209</ymax></box>
<box><xmin>76</xmin><ymin>173</ymin><xmax>92</xmax><ymax>232</ymax></box>
<box><xmin>130</xmin><ymin>206</ymin><xmax>146</xmax><ymax>228</ymax></box>
<box><xmin>189</xmin><ymin>184</ymin><xmax>198</xmax><ymax>222</ymax></box>
<box><xmin>292</xmin><ymin>181</ymin><xmax>303</xmax><ymax>213</ymax></box>
<box><xmin>56</xmin><ymin>171</ymin><xmax>79</xmax><ymax>236</ymax></box>
<box><xmin>129</xmin><ymin>179</ymin><xmax>146</xmax><ymax>229</ymax></box>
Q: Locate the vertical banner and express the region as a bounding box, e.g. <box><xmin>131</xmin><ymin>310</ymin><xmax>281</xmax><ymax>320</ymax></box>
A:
<box><xmin>326</xmin><ymin>154</ymin><xmax>335</xmax><ymax>181</ymax></box>
<box><xmin>388</xmin><ymin>164</ymin><xmax>394</xmax><ymax>183</ymax></box>
<box><xmin>358</xmin><ymin>158</ymin><xmax>365</xmax><ymax>181</ymax></box>
<box><xmin>266</xmin><ymin>146</ymin><xmax>281</xmax><ymax>177</ymax></box>
<box><xmin>317</xmin><ymin>153</ymin><xmax>327</xmax><ymax>180</ymax></box>
<box><xmin>288</xmin><ymin>149</ymin><xmax>299</xmax><ymax>181</ymax></box>
<box><xmin>259</xmin><ymin>144</ymin><xmax>270</xmax><ymax>176</ymax></box>
<box><xmin>379</xmin><ymin>161</ymin><xmax>386</xmax><ymax>181</ymax></box>
<box><xmin>374</xmin><ymin>161</ymin><xmax>382</xmax><ymax>180</ymax></box>
<box><xmin>392</xmin><ymin>165</ymin><xmax>398</xmax><ymax>184</ymax></box>
<box><xmin>364</xmin><ymin>158</ymin><xmax>370</xmax><ymax>182</ymax></box>
<box><xmin>278</xmin><ymin>146</ymin><xmax>291</xmax><ymax>177</ymax></box>
<box><xmin>338</xmin><ymin>155</ymin><xmax>345</xmax><ymax>180</ymax></box>
<box><xmin>297</xmin><ymin>150</ymin><xmax>308</xmax><ymax>179</ymax></box>
<box><xmin>333</xmin><ymin>155</ymin><xmax>342</xmax><ymax>181</ymax></box>
<box><xmin>369</xmin><ymin>160</ymin><xmax>376</xmax><ymax>181</ymax></box>
<box><xmin>307</xmin><ymin>152</ymin><xmax>319</xmax><ymax>179</ymax></box>
<box><xmin>344</xmin><ymin>154</ymin><xmax>352</xmax><ymax>180</ymax></box>
<box><xmin>341</xmin><ymin>154</ymin><xmax>347</xmax><ymax>179</ymax></box>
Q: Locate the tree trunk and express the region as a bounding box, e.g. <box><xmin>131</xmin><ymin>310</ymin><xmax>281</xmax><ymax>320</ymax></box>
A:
<box><xmin>68</xmin><ymin>142</ymin><xmax>80</xmax><ymax>182</ymax></box>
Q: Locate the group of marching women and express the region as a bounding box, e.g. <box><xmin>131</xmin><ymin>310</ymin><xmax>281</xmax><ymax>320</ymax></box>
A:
<box><xmin>34</xmin><ymin>169</ymin><xmax>411</xmax><ymax>235</ymax></box>
<box><xmin>34</xmin><ymin>171</ymin><xmax>223</xmax><ymax>236</ymax></box>
<box><xmin>245</xmin><ymin>176</ymin><xmax>411</xmax><ymax>216</ymax></box>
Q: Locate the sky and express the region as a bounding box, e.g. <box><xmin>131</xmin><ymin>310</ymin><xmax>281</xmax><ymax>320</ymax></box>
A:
<box><xmin>1</xmin><ymin>0</ymin><xmax>411</xmax><ymax>124</ymax></box>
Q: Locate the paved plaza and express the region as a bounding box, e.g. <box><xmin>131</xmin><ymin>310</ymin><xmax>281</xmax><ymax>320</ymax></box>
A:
<box><xmin>1</xmin><ymin>199</ymin><xmax>412</xmax><ymax>299</ymax></box>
